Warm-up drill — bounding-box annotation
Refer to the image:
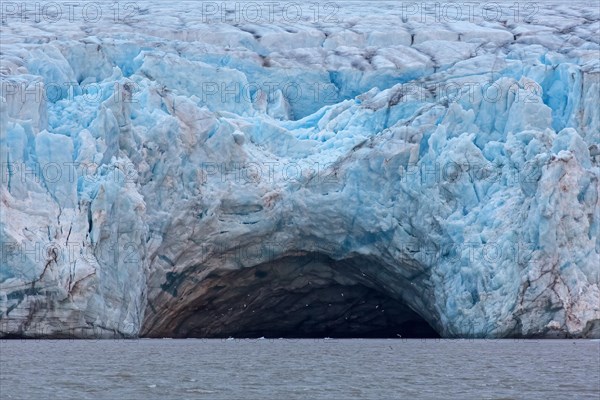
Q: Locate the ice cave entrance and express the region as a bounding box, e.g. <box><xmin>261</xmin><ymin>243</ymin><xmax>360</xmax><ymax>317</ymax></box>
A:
<box><xmin>146</xmin><ymin>253</ymin><xmax>440</xmax><ymax>339</ymax></box>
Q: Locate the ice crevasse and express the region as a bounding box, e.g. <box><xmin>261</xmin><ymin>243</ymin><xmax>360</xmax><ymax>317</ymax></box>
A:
<box><xmin>0</xmin><ymin>1</ymin><xmax>599</xmax><ymax>338</ymax></box>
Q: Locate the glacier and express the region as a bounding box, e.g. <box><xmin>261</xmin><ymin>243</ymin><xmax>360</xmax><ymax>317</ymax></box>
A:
<box><xmin>0</xmin><ymin>1</ymin><xmax>599</xmax><ymax>338</ymax></box>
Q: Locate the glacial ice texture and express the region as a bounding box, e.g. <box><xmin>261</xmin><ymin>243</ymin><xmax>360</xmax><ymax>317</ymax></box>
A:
<box><xmin>0</xmin><ymin>1</ymin><xmax>599</xmax><ymax>338</ymax></box>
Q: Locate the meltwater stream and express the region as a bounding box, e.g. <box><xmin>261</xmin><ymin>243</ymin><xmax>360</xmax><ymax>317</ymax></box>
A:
<box><xmin>1</xmin><ymin>339</ymin><xmax>598</xmax><ymax>399</ymax></box>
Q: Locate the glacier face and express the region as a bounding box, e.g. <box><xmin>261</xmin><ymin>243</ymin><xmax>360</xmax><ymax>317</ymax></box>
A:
<box><xmin>0</xmin><ymin>1</ymin><xmax>599</xmax><ymax>338</ymax></box>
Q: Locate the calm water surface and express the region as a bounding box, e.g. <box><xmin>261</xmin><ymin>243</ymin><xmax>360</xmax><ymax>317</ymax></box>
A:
<box><xmin>1</xmin><ymin>339</ymin><xmax>598</xmax><ymax>399</ymax></box>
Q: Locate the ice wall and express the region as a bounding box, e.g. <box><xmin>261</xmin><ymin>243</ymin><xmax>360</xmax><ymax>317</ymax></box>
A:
<box><xmin>0</xmin><ymin>1</ymin><xmax>598</xmax><ymax>338</ymax></box>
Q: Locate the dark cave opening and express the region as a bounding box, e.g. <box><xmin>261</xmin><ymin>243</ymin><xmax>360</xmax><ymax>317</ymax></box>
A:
<box><xmin>148</xmin><ymin>254</ymin><xmax>440</xmax><ymax>339</ymax></box>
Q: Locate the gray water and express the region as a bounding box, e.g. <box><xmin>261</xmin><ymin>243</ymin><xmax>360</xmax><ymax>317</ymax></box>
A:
<box><xmin>0</xmin><ymin>339</ymin><xmax>598</xmax><ymax>399</ymax></box>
